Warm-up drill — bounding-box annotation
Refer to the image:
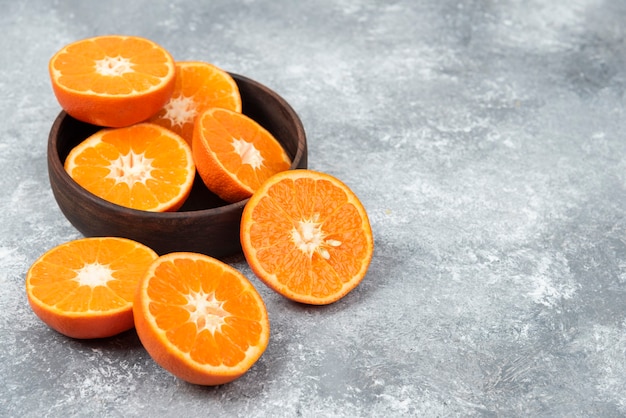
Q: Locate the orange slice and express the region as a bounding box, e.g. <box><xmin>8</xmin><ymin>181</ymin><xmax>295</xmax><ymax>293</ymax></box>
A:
<box><xmin>192</xmin><ymin>107</ymin><xmax>291</xmax><ymax>203</ymax></box>
<box><xmin>133</xmin><ymin>252</ymin><xmax>270</xmax><ymax>386</ymax></box>
<box><xmin>64</xmin><ymin>122</ymin><xmax>195</xmax><ymax>212</ymax></box>
<box><xmin>25</xmin><ymin>237</ymin><xmax>158</xmax><ymax>339</ymax></box>
<box><xmin>49</xmin><ymin>35</ymin><xmax>176</xmax><ymax>127</ymax></box>
<box><xmin>148</xmin><ymin>61</ymin><xmax>242</xmax><ymax>145</ymax></box>
<box><xmin>240</xmin><ymin>169</ymin><xmax>374</xmax><ymax>305</ymax></box>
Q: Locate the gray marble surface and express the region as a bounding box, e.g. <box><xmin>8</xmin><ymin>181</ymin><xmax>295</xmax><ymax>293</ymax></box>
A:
<box><xmin>2</xmin><ymin>0</ymin><xmax>626</xmax><ymax>416</ymax></box>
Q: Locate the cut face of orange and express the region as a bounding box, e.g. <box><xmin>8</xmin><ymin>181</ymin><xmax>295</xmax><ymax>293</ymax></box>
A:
<box><xmin>148</xmin><ymin>61</ymin><xmax>242</xmax><ymax>145</ymax></box>
<box><xmin>240</xmin><ymin>169</ymin><xmax>374</xmax><ymax>305</ymax></box>
<box><xmin>133</xmin><ymin>252</ymin><xmax>270</xmax><ymax>386</ymax></box>
<box><xmin>192</xmin><ymin>107</ymin><xmax>291</xmax><ymax>203</ymax></box>
<box><xmin>64</xmin><ymin>123</ymin><xmax>195</xmax><ymax>212</ymax></box>
<box><xmin>25</xmin><ymin>237</ymin><xmax>158</xmax><ymax>339</ymax></box>
<box><xmin>49</xmin><ymin>35</ymin><xmax>176</xmax><ymax>127</ymax></box>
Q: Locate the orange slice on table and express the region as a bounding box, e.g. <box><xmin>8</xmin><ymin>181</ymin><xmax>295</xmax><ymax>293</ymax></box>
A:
<box><xmin>148</xmin><ymin>61</ymin><xmax>242</xmax><ymax>145</ymax></box>
<box><xmin>49</xmin><ymin>35</ymin><xmax>176</xmax><ymax>127</ymax></box>
<box><xmin>192</xmin><ymin>107</ymin><xmax>291</xmax><ymax>203</ymax></box>
<box><xmin>133</xmin><ymin>252</ymin><xmax>270</xmax><ymax>386</ymax></box>
<box><xmin>240</xmin><ymin>169</ymin><xmax>374</xmax><ymax>305</ymax></box>
<box><xmin>25</xmin><ymin>237</ymin><xmax>158</xmax><ymax>339</ymax></box>
<box><xmin>64</xmin><ymin>123</ymin><xmax>195</xmax><ymax>212</ymax></box>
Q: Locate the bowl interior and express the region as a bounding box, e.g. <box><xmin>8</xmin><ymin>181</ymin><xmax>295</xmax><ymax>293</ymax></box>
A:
<box><xmin>53</xmin><ymin>118</ymin><xmax>231</xmax><ymax>212</ymax></box>
<box><xmin>48</xmin><ymin>73</ymin><xmax>307</xmax><ymax>257</ymax></box>
<box><xmin>52</xmin><ymin>72</ymin><xmax>307</xmax><ymax>213</ymax></box>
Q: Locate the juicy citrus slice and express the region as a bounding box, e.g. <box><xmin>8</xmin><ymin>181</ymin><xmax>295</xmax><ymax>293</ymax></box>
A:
<box><xmin>192</xmin><ymin>107</ymin><xmax>291</xmax><ymax>203</ymax></box>
<box><xmin>49</xmin><ymin>35</ymin><xmax>176</xmax><ymax>127</ymax></box>
<box><xmin>148</xmin><ymin>61</ymin><xmax>242</xmax><ymax>145</ymax></box>
<box><xmin>25</xmin><ymin>237</ymin><xmax>158</xmax><ymax>339</ymax></box>
<box><xmin>133</xmin><ymin>252</ymin><xmax>270</xmax><ymax>386</ymax></box>
<box><xmin>240</xmin><ymin>169</ymin><xmax>374</xmax><ymax>305</ymax></box>
<box><xmin>64</xmin><ymin>122</ymin><xmax>195</xmax><ymax>212</ymax></box>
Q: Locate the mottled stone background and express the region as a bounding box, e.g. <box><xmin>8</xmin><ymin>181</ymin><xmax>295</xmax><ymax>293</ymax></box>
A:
<box><xmin>2</xmin><ymin>0</ymin><xmax>626</xmax><ymax>416</ymax></box>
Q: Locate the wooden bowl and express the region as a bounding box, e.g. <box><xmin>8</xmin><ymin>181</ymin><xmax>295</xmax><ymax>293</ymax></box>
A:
<box><xmin>48</xmin><ymin>73</ymin><xmax>307</xmax><ymax>258</ymax></box>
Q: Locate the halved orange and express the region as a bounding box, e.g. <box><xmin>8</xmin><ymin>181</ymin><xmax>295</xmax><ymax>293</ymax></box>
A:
<box><xmin>49</xmin><ymin>35</ymin><xmax>176</xmax><ymax>127</ymax></box>
<box><xmin>133</xmin><ymin>252</ymin><xmax>270</xmax><ymax>386</ymax></box>
<box><xmin>64</xmin><ymin>122</ymin><xmax>195</xmax><ymax>212</ymax></box>
<box><xmin>25</xmin><ymin>237</ymin><xmax>158</xmax><ymax>339</ymax></box>
<box><xmin>192</xmin><ymin>107</ymin><xmax>291</xmax><ymax>203</ymax></box>
<box><xmin>240</xmin><ymin>169</ymin><xmax>374</xmax><ymax>305</ymax></box>
<box><xmin>148</xmin><ymin>61</ymin><xmax>242</xmax><ymax>145</ymax></box>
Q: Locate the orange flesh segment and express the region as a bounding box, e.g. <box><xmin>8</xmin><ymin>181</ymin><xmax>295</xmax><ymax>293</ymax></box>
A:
<box><xmin>145</xmin><ymin>256</ymin><xmax>266</xmax><ymax>367</ymax></box>
<box><xmin>149</xmin><ymin>61</ymin><xmax>242</xmax><ymax>144</ymax></box>
<box><xmin>193</xmin><ymin>108</ymin><xmax>291</xmax><ymax>202</ymax></box>
<box><xmin>25</xmin><ymin>237</ymin><xmax>159</xmax><ymax>339</ymax></box>
<box><xmin>242</xmin><ymin>170</ymin><xmax>374</xmax><ymax>305</ymax></box>
<box><xmin>52</xmin><ymin>36</ymin><xmax>173</xmax><ymax>95</ymax></box>
<box><xmin>134</xmin><ymin>252</ymin><xmax>270</xmax><ymax>385</ymax></box>
<box><xmin>64</xmin><ymin>123</ymin><xmax>195</xmax><ymax>212</ymax></box>
<box><xmin>28</xmin><ymin>238</ymin><xmax>156</xmax><ymax>313</ymax></box>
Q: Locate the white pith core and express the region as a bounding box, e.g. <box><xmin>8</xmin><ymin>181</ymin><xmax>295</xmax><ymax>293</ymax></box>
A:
<box><xmin>291</xmin><ymin>214</ymin><xmax>342</xmax><ymax>260</ymax></box>
<box><xmin>95</xmin><ymin>56</ymin><xmax>133</xmax><ymax>76</ymax></box>
<box><xmin>185</xmin><ymin>290</ymin><xmax>229</xmax><ymax>333</ymax></box>
<box><xmin>162</xmin><ymin>95</ymin><xmax>197</xmax><ymax>127</ymax></box>
<box><xmin>106</xmin><ymin>151</ymin><xmax>153</xmax><ymax>185</ymax></box>
<box><xmin>73</xmin><ymin>263</ymin><xmax>113</xmax><ymax>287</ymax></box>
<box><xmin>232</xmin><ymin>138</ymin><xmax>263</xmax><ymax>169</ymax></box>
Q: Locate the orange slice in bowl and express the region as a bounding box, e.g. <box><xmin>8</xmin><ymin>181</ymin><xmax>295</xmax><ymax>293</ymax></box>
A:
<box><xmin>133</xmin><ymin>252</ymin><xmax>270</xmax><ymax>386</ymax></box>
<box><xmin>25</xmin><ymin>237</ymin><xmax>158</xmax><ymax>339</ymax></box>
<box><xmin>49</xmin><ymin>35</ymin><xmax>176</xmax><ymax>127</ymax></box>
<box><xmin>148</xmin><ymin>61</ymin><xmax>242</xmax><ymax>145</ymax></box>
<box><xmin>64</xmin><ymin>123</ymin><xmax>195</xmax><ymax>212</ymax></box>
<box><xmin>192</xmin><ymin>107</ymin><xmax>291</xmax><ymax>203</ymax></box>
<box><xmin>240</xmin><ymin>169</ymin><xmax>374</xmax><ymax>305</ymax></box>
